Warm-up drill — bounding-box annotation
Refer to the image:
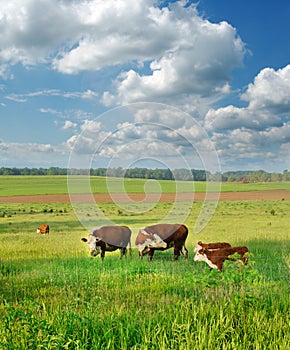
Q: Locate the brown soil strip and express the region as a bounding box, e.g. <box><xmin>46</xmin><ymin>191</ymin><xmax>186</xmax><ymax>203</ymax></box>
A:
<box><xmin>0</xmin><ymin>190</ymin><xmax>289</xmax><ymax>203</ymax></box>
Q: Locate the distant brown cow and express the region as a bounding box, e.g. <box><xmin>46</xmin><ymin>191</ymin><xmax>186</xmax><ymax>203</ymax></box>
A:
<box><xmin>135</xmin><ymin>223</ymin><xmax>188</xmax><ymax>261</ymax></box>
<box><xmin>194</xmin><ymin>245</ymin><xmax>249</xmax><ymax>271</ymax></box>
<box><xmin>37</xmin><ymin>224</ymin><xmax>49</xmax><ymax>234</ymax></box>
<box><xmin>194</xmin><ymin>241</ymin><xmax>231</xmax><ymax>254</ymax></box>
<box><xmin>81</xmin><ymin>226</ymin><xmax>132</xmax><ymax>260</ymax></box>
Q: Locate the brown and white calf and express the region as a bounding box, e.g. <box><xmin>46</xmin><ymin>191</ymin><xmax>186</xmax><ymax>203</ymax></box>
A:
<box><xmin>194</xmin><ymin>246</ymin><xmax>249</xmax><ymax>271</ymax></box>
<box><xmin>193</xmin><ymin>241</ymin><xmax>231</xmax><ymax>254</ymax></box>
<box><xmin>81</xmin><ymin>225</ymin><xmax>132</xmax><ymax>260</ymax></box>
<box><xmin>37</xmin><ymin>224</ymin><xmax>49</xmax><ymax>234</ymax></box>
<box><xmin>135</xmin><ymin>223</ymin><xmax>188</xmax><ymax>261</ymax></box>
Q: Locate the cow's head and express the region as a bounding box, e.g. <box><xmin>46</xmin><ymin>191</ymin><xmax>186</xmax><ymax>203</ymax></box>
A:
<box><xmin>193</xmin><ymin>247</ymin><xmax>206</xmax><ymax>262</ymax></box>
<box><xmin>81</xmin><ymin>235</ymin><xmax>101</xmax><ymax>257</ymax></box>
<box><xmin>137</xmin><ymin>230</ymin><xmax>167</xmax><ymax>255</ymax></box>
<box><xmin>194</xmin><ymin>248</ymin><xmax>218</xmax><ymax>270</ymax></box>
<box><xmin>193</xmin><ymin>241</ymin><xmax>203</xmax><ymax>253</ymax></box>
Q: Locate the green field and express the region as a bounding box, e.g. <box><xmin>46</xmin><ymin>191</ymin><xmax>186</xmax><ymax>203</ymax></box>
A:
<box><xmin>0</xmin><ymin>194</ymin><xmax>289</xmax><ymax>349</ymax></box>
<box><xmin>0</xmin><ymin>175</ymin><xmax>290</xmax><ymax>196</ymax></box>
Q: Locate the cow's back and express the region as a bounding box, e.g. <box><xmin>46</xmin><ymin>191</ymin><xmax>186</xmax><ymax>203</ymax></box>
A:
<box><xmin>91</xmin><ymin>225</ymin><xmax>131</xmax><ymax>247</ymax></box>
<box><xmin>144</xmin><ymin>223</ymin><xmax>188</xmax><ymax>242</ymax></box>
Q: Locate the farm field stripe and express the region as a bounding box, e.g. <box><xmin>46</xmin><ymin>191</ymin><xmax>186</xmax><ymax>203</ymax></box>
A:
<box><xmin>0</xmin><ymin>189</ymin><xmax>289</xmax><ymax>203</ymax></box>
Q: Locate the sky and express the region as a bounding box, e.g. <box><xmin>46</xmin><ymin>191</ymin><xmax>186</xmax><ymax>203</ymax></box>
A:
<box><xmin>0</xmin><ymin>0</ymin><xmax>290</xmax><ymax>173</ymax></box>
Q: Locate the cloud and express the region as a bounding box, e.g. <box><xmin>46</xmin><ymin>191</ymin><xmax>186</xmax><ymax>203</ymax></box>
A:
<box><xmin>241</xmin><ymin>65</ymin><xmax>290</xmax><ymax>111</ymax></box>
<box><xmin>52</xmin><ymin>0</ymin><xmax>182</xmax><ymax>74</ymax></box>
<box><xmin>0</xmin><ymin>0</ymin><xmax>245</xmax><ymax>101</ymax></box>
<box><xmin>212</xmin><ymin>123</ymin><xmax>290</xmax><ymax>165</ymax></box>
<box><xmin>205</xmin><ymin>105</ymin><xmax>282</xmax><ymax>131</ymax></box>
<box><xmin>80</xmin><ymin>119</ymin><xmax>103</xmax><ymax>134</ymax></box>
<box><xmin>206</xmin><ymin>65</ymin><xmax>290</xmax><ymax>170</ymax></box>
<box><xmin>0</xmin><ymin>141</ymin><xmax>56</xmax><ymax>166</ymax></box>
<box><xmin>101</xmin><ymin>6</ymin><xmax>245</xmax><ymax>105</ymax></box>
<box><xmin>0</xmin><ymin>0</ymin><xmax>173</xmax><ymax>72</ymax></box>
<box><xmin>0</xmin><ymin>0</ymin><xmax>78</xmax><ymax>67</ymax></box>
<box><xmin>0</xmin><ymin>141</ymin><xmax>54</xmax><ymax>154</ymax></box>
<box><xmin>66</xmin><ymin>103</ymin><xmax>220</xmax><ymax>171</ymax></box>
<box><xmin>5</xmin><ymin>94</ymin><xmax>27</xmax><ymax>103</ymax></box>
<box><xmin>0</xmin><ymin>139</ymin><xmax>75</xmax><ymax>167</ymax></box>
<box><xmin>40</xmin><ymin>108</ymin><xmax>64</xmax><ymax>117</ymax></box>
<box><xmin>205</xmin><ymin>65</ymin><xmax>290</xmax><ymax>132</ymax></box>
<box><xmin>62</xmin><ymin>120</ymin><xmax>78</xmax><ymax>130</ymax></box>
<box><xmin>5</xmin><ymin>89</ymin><xmax>98</xmax><ymax>102</ymax></box>
<box><xmin>0</xmin><ymin>63</ymin><xmax>13</xmax><ymax>79</ymax></box>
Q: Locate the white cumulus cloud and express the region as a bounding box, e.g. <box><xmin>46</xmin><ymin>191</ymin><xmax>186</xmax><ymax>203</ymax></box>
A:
<box><xmin>206</xmin><ymin>65</ymin><xmax>290</xmax><ymax>170</ymax></box>
<box><xmin>0</xmin><ymin>0</ymin><xmax>245</xmax><ymax>110</ymax></box>
<box><xmin>241</xmin><ymin>65</ymin><xmax>290</xmax><ymax>111</ymax></box>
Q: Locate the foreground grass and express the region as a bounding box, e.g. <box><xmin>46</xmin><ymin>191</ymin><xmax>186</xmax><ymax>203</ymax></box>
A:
<box><xmin>0</xmin><ymin>200</ymin><xmax>289</xmax><ymax>349</ymax></box>
<box><xmin>0</xmin><ymin>254</ymin><xmax>289</xmax><ymax>350</ymax></box>
<box><xmin>0</xmin><ymin>175</ymin><xmax>290</xmax><ymax>196</ymax></box>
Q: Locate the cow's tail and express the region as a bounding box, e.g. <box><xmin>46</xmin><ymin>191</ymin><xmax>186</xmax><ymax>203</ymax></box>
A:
<box><xmin>181</xmin><ymin>224</ymin><xmax>189</xmax><ymax>259</ymax></box>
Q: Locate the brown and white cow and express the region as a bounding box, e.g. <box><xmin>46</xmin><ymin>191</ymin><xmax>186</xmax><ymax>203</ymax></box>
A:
<box><xmin>135</xmin><ymin>223</ymin><xmax>188</xmax><ymax>261</ymax></box>
<box><xmin>194</xmin><ymin>245</ymin><xmax>249</xmax><ymax>271</ymax></box>
<box><xmin>193</xmin><ymin>241</ymin><xmax>231</xmax><ymax>254</ymax></box>
<box><xmin>81</xmin><ymin>225</ymin><xmax>132</xmax><ymax>260</ymax></box>
<box><xmin>37</xmin><ymin>224</ymin><xmax>49</xmax><ymax>234</ymax></box>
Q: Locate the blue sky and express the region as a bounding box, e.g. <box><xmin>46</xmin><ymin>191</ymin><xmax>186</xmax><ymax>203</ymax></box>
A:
<box><xmin>1</xmin><ymin>0</ymin><xmax>290</xmax><ymax>173</ymax></box>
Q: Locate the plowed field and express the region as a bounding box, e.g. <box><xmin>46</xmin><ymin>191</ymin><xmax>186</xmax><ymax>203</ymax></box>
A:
<box><xmin>0</xmin><ymin>190</ymin><xmax>289</xmax><ymax>203</ymax></box>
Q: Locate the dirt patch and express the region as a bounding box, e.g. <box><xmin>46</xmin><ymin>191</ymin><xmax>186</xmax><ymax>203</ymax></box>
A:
<box><xmin>0</xmin><ymin>190</ymin><xmax>289</xmax><ymax>203</ymax></box>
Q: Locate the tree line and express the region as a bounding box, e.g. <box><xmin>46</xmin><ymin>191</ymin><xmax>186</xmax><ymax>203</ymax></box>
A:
<box><xmin>0</xmin><ymin>167</ymin><xmax>289</xmax><ymax>182</ymax></box>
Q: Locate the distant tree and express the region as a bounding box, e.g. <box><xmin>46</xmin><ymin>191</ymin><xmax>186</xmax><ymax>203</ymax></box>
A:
<box><xmin>1</xmin><ymin>166</ymin><xmax>289</xmax><ymax>182</ymax></box>
<box><xmin>282</xmin><ymin>170</ymin><xmax>290</xmax><ymax>181</ymax></box>
<box><xmin>271</xmin><ymin>173</ymin><xmax>282</xmax><ymax>182</ymax></box>
<box><xmin>227</xmin><ymin>174</ymin><xmax>241</xmax><ymax>182</ymax></box>
<box><xmin>172</xmin><ymin>168</ymin><xmax>192</xmax><ymax>181</ymax></box>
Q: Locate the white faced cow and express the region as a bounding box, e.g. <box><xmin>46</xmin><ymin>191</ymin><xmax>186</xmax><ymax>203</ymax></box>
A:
<box><xmin>194</xmin><ymin>245</ymin><xmax>249</xmax><ymax>271</ymax></box>
<box><xmin>81</xmin><ymin>225</ymin><xmax>132</xmax><ymax>260</ymax></box>
<box><xmin>37</xmin><ymin>224</ymin><xmax>49</xmax><ymax>234</ymax></box>
<box><xmin>135</xmin><ymin>223</ymin><xmax>188</xmax><ymax>261</ymax></box>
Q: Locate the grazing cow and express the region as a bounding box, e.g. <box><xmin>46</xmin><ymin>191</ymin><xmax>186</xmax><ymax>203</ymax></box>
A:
<box><xmin>81</xmin><ymin>225</ymin><xmax>132</xmax><ymax>260</ymax></box>
<box><xmin>135</xmin><ymin>223</ymin><xmax>188</xmax><ymax>261</ymax></box>
<box><xmin>194</xmin><ymin>241</ymin><xmax>231</xmax><ymax>254</ymax></box>
<box><xmin>37</xmin><ymin>224</ymin><xmax>49</xmax><ymax>234</ymax></box>
<box><xmin>194</xmin><ymin>246</ymin><xmax>249</xmax><ymax>271</ymax></box>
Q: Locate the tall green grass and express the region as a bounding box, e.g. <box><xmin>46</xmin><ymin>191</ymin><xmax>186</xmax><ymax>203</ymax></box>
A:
<box><xmin>0</xmin><ymin>200</ymin><xmax>289</xmax><ymax>349</ymax></box>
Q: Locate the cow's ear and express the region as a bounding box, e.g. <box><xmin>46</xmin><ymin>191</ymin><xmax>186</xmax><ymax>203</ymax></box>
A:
<box><xmin>197</xmin><ymin>241</ymin><xmax>202</xmax><ymax>245</ymax></box>
<box><xmin>81</xmin><ymin>238</ymin><xmax>87</xmax><ymax>242</ymax></box>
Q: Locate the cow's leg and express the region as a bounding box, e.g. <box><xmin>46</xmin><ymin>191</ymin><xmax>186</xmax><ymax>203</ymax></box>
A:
<box><xmin>181</xmin><ymin>245</ymin><xmax>188</xmax><ymax>259</ymax></box>
<box><xmin>148</xmin><ymin>249</ymin><xmax>155</xmax><ymax>261</ymax></box>
<box><xmin>100</xmin><ymin>249</ymin><xmax>105</xmax><ymax>261</ymax></box>
<box><xmin>120</xmin><ymin>247</ymin><xmax>127</xmax><ymax>259</ymax></box>
<box><xmin>174</xmin><ymin>246</ymin><xmax>181</xmax><ymax>260</ymax></box>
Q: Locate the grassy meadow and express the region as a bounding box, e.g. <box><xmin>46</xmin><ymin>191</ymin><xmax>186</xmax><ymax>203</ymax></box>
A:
<box><xmin>0</xmin><ymin>175</ymin><xmax>290</xmax><ymax>196</ymax></box>
<box><xmin>0</xmin><ymin>177</ymin><xmax>289</xmax><ymax>349</ymax></box>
